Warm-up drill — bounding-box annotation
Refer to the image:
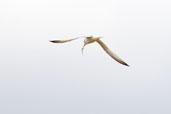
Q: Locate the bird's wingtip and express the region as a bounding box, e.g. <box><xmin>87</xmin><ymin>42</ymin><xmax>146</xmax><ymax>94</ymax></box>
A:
<box><xmin>122</xmin><ymin>62</ymin><xmax>129</xmax><ymax>67</ymax></box>
<box><xmin>49</xmin><ymin>40</ymin><xmax>56</xmax><ymax>43</ymax></box>
<box><xmin>126</xmin><ymin>64</ymin><xmax>130</xmax><ymax>67</ymax></box>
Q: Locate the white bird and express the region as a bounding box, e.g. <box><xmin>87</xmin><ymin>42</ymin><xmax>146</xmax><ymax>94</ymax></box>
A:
<box><xmin>50</xmin><ymin>36</ymin><xmax>129</xmax><ymax>66</ymax></box>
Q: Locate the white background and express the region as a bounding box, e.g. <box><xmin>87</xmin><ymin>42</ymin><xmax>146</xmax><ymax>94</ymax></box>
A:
<box><xmin>0</xmin><ymin>0</ymin><xmax>171</xmax><ymax>114</ymax></box>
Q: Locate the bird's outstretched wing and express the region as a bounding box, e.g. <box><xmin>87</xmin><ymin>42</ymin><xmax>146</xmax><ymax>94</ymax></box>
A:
<box><xmin>96</xmin><ymin>39</ymin><xmax>129</xmax><ymax>66</ymax></box>
<box><xmin>50</xmin><ymin>37</ymin><xmax>80</xmax><ymax>43</ymax></box>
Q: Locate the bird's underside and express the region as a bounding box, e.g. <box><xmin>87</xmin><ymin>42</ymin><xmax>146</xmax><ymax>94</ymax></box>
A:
<box><xmin>50</xmin><ymin>37</ymin><xmax>129</xmax><ymax>66</ymax></box>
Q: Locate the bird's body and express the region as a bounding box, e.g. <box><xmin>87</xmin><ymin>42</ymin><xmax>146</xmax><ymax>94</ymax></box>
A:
<box><xmin>50</xmin><ymin>36</ymin><xmax>129</xmax><ymax>66</ymax></box>
<box><xmin>83</xmin><ymin>36</ymin><xmax>99</xmax><ymax>44</ymax></box>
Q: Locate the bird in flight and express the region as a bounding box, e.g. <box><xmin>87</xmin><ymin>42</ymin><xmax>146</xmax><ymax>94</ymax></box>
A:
<box><xmin>50</xmin><ymin>36</ymin><xmax>129</xmax><ymax>66</ymax></box>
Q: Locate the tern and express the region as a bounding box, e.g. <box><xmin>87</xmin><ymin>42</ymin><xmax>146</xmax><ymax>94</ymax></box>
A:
<box><xmin>50</xmin><ymin>36</ymin><xmax>129</xmax><ymax>66</ymax></box>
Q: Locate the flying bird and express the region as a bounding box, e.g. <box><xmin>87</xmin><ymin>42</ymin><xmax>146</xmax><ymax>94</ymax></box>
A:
<box><xmin>50</xmin><ymin>36</ymin><xmax>129</xmax><ymax>66</ymax></box>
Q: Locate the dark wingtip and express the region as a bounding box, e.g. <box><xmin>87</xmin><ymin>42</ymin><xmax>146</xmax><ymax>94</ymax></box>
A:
<box><xmin>125</xmin><ymin>64</ymin><xmax>130</xmax><ymax>67</ymax></box>
<box><xmin>122</xmin><ymin>62</ymin><xmax>129</xmax><ymax>67</ymax></box>
<box><xmin>126</xmin><ymin>64</ymin><xmax>130</xmax><ymax>67</ymax></box>
<box><xmin>50</xmin><ymin>40</ymin><xmax>55</xmax><ymax>43</ymax></box>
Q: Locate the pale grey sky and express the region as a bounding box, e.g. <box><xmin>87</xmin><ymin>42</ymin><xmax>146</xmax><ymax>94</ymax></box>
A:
<box><xmin>0</xmin><ymin>0</ymin><xmax>171</xmax><ymax>114</ymax></box>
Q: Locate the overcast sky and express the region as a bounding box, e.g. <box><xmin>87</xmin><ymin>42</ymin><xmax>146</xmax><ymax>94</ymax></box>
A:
<box><xmin>0</xmin><ymin>0</ymin><xmax>171</xmax><ymax>114</ymax></box>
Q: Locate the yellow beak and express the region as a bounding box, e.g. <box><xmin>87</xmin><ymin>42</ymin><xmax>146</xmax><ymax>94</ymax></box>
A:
<box><xmin>81</xmin><ymin>43</ymin><xmax>87</xmax><ymax>55</ymax></box>
<box><xmin>82</xmin><ymin>43</ymin><xmax>86</xmax><ymax>49</ymax></box>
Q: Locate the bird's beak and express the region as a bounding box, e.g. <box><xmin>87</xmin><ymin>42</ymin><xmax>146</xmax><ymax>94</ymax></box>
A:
<box><xmin>81</xmin><ymin>43</ymin><xmax>87</xmax><ymax>55</ymax></box>
<box><xmin>82</xmin><ymin>43</ymin><xmax>86</xmax><ymax>49</ymax></box>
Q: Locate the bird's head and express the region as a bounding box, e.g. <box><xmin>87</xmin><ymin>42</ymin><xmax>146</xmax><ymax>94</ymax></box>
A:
<box><xmin>86</xmin><ymin>35</ymin><xmax>93</xmax><ymax>39</ymax></box>
<box><xmin>82</xmin><ymin>36</ymin><xmax>93</xmax><ymax>49</ymax></box>
<box><xmin>82</xmin><ymin>36</ymin><xmax>93</xmax><ymax>55</ymax></box>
